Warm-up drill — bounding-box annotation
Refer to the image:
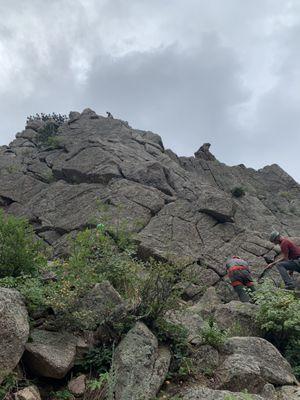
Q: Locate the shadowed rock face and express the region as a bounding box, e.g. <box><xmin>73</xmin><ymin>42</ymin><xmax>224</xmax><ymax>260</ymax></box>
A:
<box><xmin>1</xmin><ymin>109</ymin><xmax>299</xmax><ymax>273</ymax></box>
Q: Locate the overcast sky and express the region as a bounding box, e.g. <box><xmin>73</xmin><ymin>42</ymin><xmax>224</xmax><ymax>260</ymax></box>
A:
<box><xmin>1</xmin><ymin>0</ymin><xmax>300</xmax><ymax>182</ymax></box>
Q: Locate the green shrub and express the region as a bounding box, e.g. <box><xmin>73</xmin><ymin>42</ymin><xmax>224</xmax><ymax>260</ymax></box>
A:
<box><xmin>69</xmin><ymin>227</ymin><xmax>141</xmax><ymax>300</ymax></box>
<box><xmin>200</xmin><ymin>318</ymin><xmax>228</xmax><ymax>348</ymax></box>
<box><xmin>136</xmin><ymin>259</ymin><xmax>183</xmax><ymax>324</ymax></box>
<box><xmin>0</xmin><ymin>224</ymin><xmax>182</xmax><ymax>331</ymax></box>
<box><xmin>0</xmin><ymin>210</ymin><xmax>45</xmax><ymax>278</ymax></box>
<box><xmin>27</xmin><ymin>112</ymin><xmax>67</xmax><ymax>125</ymax></box>
<box><xmin>36</xmin><ymin>121</ymin><xmax>58</xmax><ymax>147</ymax></box>
<box><xmin>0</xmin><ymin>373</ymin><xmax>18</xmax><ymax>400</ymax></box>
<box><xmin>0</xmin><ymin>275</ymin><xmax>46</xmax><ymax>313</ymax></box>
<box><xmin>87</xmin><ymin>372</ymin><xmax>110</xmax><ymax>390</ymax></box>
<box><xmin>154</xmin><ymin>319</ymin><xmax>191</xmax><ymax>381</ymax></box>
<box><xmin>47</xmin><ymin>135</ymin><xmax>63</xmax><ymax>149</ymax></box>
<box><xmin>254</xmin><ymin>282</ymin><xmax>300</xmax><ymax>378</ymax></box>
<box><xmin>231</xmin><ymin>186</ymin><xmax>246</xmax><ymax>198</ymax></box>
<box><xmin>75</xmin><ymin>345</ymin><xmax>113</xmax><ymax>375</ymax></box>
<box><xmin>285</xmin><ymin>338</ymin><xmax>300</xmax><ymax>379</ymax></box>
<box><xmin>50</xmin><ymin>389</ymin><xmax>74</xmax><ymax>400</ymax></box>
<box><xmin>254</xmin><ymin>281</ymin><xmax>300</xmax><ymax>347</ymax></box>
<box><xmin>0</xmin><ymin>373</ymin><xmax>32</xmax><ymax>400</ymax></box>
<box><xmin>27</xmin><ymin>113</ymin><xmax>67</xmax><ymax>148</ymax></box>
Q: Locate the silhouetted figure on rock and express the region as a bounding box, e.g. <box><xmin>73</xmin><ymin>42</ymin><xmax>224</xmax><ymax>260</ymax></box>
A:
<box><xmin>106</xmin><ymin>111</ymin><xmax>113</xmax><ymax>119</ymax></box>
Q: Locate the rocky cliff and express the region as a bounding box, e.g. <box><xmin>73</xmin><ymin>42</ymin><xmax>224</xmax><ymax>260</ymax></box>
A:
<box><xmin>1</xmin><ymin>109</ymin><xmax>300</xmax><ymax>400</ymax></box>
<box><xmin>1</xmin><ymin>108</ymin><xmax>300</xmax><ymax>282</ymax></box>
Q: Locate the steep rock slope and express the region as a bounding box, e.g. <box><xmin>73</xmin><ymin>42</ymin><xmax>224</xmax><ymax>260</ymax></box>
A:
<box><xmin>1</xmin><ymin>109</ymin><xmax>299</xmax><ymax>276</ymax></box>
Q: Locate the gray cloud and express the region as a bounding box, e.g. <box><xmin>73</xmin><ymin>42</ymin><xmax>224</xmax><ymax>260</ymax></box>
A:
<box><xmin>0</xmin><ymin>0</ymin><xmax>299</xmax><ymax>182</ymax></box>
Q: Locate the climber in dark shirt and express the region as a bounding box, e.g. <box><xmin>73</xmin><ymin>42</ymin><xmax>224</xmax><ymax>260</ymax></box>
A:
<box><xmin>267</xmin><ymin>231</ymin><xmax>300</xmax><ymax>289</ymax></box>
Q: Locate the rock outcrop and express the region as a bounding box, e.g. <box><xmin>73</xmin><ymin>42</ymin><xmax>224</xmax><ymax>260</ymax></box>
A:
<box><xmin>0</xmin><ymin>288</ymin><xmax>29</xmax><ymax>384</ymax></box>
<box><xmin>216</xmin><ymin>337</ymin><xmax>297</xmax><ymax>393</ymax></box>
<box><xmin>277</xmin><ymin>386</ymin><xmax>300</xmax><ymax>400</ymax></box>
<box><xmin>1</xmin><ymin>109</ymin><xmax>300</xmax><ymax>398</ymax></box>
<box><xmin>110</xmin><ymin>322</ymin><xmax>171</xmax><ymax>400</ymax></box>
<box><xmin>213</xmin><ymin>301</ymin><xmax>261</xmax><ymax>336</ymax></box>
<box><xmin>23</xmin><ymin>329</ymin><xmax>78</xmax><ymax>379</ymax></box>
<box><xmin>0</xmin><ymin>109</ymin><xmax>299</xmax><ymax>270</ymax></box>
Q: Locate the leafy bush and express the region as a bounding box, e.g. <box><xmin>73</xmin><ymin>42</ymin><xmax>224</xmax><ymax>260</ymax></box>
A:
<box><xmin>0</xmin><ymin>275</ymin><xmax>46</xmax><ymax>312</ymax></box>
<box><xmin>75</xmin><ymin>345</ymin><xmax>113</xmax><ymax>375</ymax></box>
<box><xmin>285</xmin><ymin>338</ymin><xmax>300</xmax><ymax>378</ymax></box>
<box><xmin>136</xmin><ymin>260</ymin><xmax>184</xmax><ymax>324</ymax></box>
<box><xmin>50</xmin><ymin>389</ymin><xmax>74</xmax><ymax>400</ymax></box>
<box><xmin>254</xmin><ymin>282</ymin><xmax>300</xmax><ymax>346</ymax></box>
<box><xmin>154</xmin><ymin>319</ymin><xmax>191</xmax><ymax>380</ymax></box>
<box><xmin>231</xmin><ymin>186</ymin><xmax>246</xmax><ymax>198</ymax></box>
<box><xmin>46</xmin><ymin>135</ymin><xmax>63</xmax><ymax>149</ymax></box>
<box><xmin>200</xmin><ymin>318</ymin><xmax>228</xmax><ymax>348</ymax></box>
<box><xmin>27</xmin><ymin>112</ymin><xmax>68</xmax><ymax>125</ymax></box>
<box><xmin>254</xmin><ymin>281</ymin><xmax>300</xmax><ymax>378</ymax></box>
<box><xmin>0</xmin><ymin>210</ymin><xmax>45</xmax><ymax>278</ymax></box>
<box><xmin>0</xmin><ymin>221</ymin><xmax>183</xmax><ymax>332</ymax></box>
<box><xmin>69</xmin><ymin>227</ymin><xmax>141</xmax><ymax>300</ymax></box>
<box><xmin>27</xmin><ymin>113</ymin><xmax>67</xmax><ymax>148</ymax></box>
<box><xmin>0</xmin><ymin>373</ymin><xmax>18</xmax><ymax>400</ymax></box>
<box><xmin>0</xmin><ymin>373</ymin><xmax>32</xmax><ymax>400</ymax></box>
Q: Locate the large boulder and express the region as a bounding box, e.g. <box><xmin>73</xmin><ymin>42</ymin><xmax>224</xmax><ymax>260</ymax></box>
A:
<box><xmin>0</xmin><ymin>288</ymin><xmax>29</xmax><ymax>383</ymax></box>
<box><xmin>182</xmin><ymin>386</ymin><xmax>265</xmax><ymax>399</ymax></box>
<box><xmin>77</xmin><ymin>281</ymin><xmax>125</xmax><ymax>327</ymax></box>
<box><xmin>24</xmin><ymin>330</ymin><xmax>77</xmax><ymax>379</ymax></box>
<box><xmin>277</xmin><ymin>386</ymin><xmax>300</xmax><ymax>399</ymax></box>
<box><xmin>164</xmin><ymin>308</ymin><xmax>205</xmax><ymax>344</ymax></box>
<box><xmin>213</xmin><ymin>301</ymin><xmax>261</xmax><ymax>336</ymax></box>
<box><xmin>196</xmin><ymin>186</ymin><xmax>235</xmax><ymax>223</ymax></box>
<box><xmin>182</xmin><ymin>264</ymin><xmax>220</xmax><ymax>300</ymax></box>
<box><xmin>190</xmin><ymin>345</ymin><xmax>220</xmax><ymax>375</ymax></box>
<box><xmin>216</xmin><ymin>337</ymin><xmax>297</xmax><ymax>393</ymax></box>
<box><xmin>111</xmin><ymin>322</ymin><xmax>171</xmax><ymax>400</ymax></box>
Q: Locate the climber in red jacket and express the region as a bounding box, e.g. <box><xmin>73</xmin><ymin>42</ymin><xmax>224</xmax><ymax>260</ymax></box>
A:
<box><xmin>225</xmin><ymin>256</ymin><xmax>256</xmax><ymax>302</ymax></box>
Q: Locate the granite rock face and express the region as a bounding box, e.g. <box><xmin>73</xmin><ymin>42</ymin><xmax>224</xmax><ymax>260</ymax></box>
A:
<box><xmin>213</xmin><ymin>301</ymin><xmax>262</xmax><ymax>336</ymax></box>
<box><xmin>215</xmin><ymin>337</ymin><xmax>297</xmax><ymax>393</ymax></box>
<box><xmin>1</xmin><ymin>109</ymin><xmax>299</xmax><ymax>269</ymax></box>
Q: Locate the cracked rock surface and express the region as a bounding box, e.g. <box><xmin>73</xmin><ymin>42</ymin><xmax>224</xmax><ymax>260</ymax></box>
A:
<box><xmin>1</xmin><ymin>109</ymin><xmax>299</xmax><ymax>272</ymax></box>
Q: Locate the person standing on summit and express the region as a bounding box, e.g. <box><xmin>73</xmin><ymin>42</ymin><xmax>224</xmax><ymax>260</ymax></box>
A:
<box><xmin>267</xmin><ymin>231</ymin><xmax>300</xmax><ymax>290</ymax></box>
